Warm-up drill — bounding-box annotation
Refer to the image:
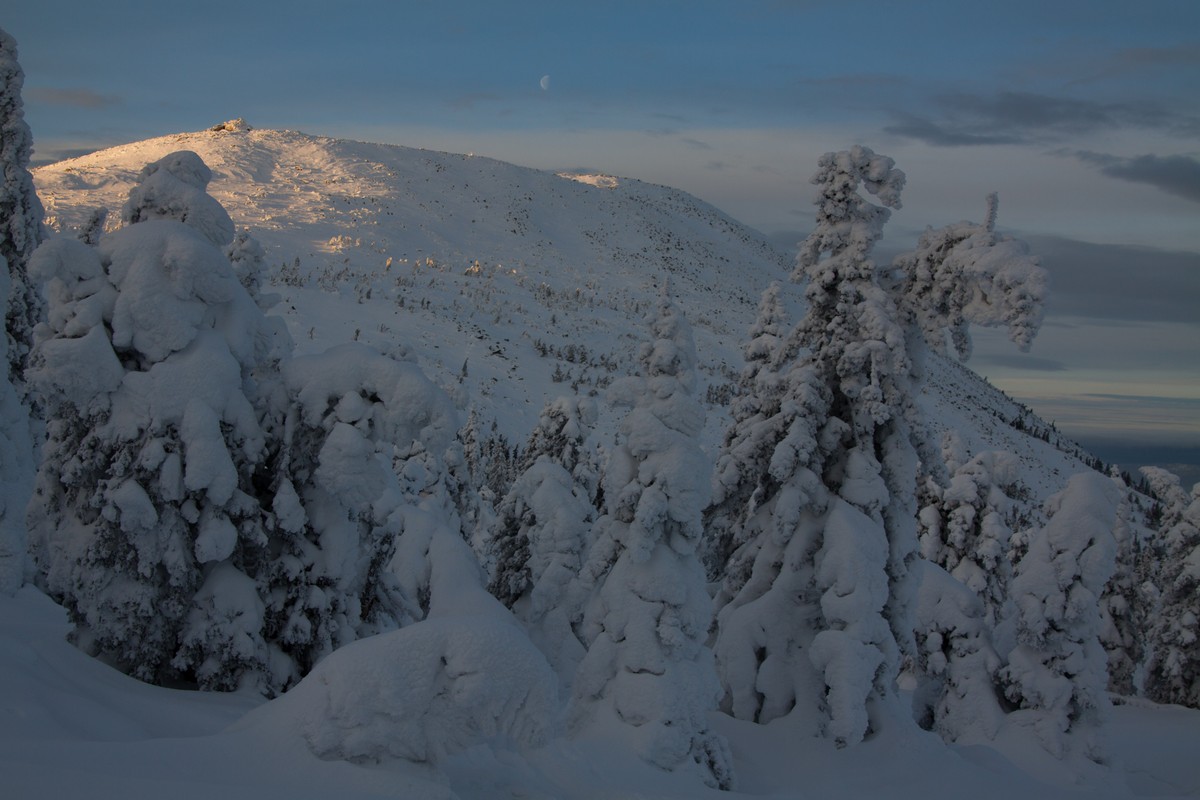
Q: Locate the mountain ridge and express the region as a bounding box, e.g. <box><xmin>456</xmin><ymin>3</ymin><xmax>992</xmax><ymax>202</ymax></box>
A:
<box><xmin>33</xmin><ymin>122</ymin><xmax>1100</xmax><ymax>507</ymax></box>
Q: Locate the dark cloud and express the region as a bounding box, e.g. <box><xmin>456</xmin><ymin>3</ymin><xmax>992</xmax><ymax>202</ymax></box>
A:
<box><xmin>1023</xmin><ymin>234</ymin><xmax>1200</xmax><ymax>323</ymax></box>
<box><xmin>1071</xmin><ymin>43</ymin><xmax>1200</xmax><ymax>84</ymax></box>
<box><xmin>976</xmin><ymin>353</ymin><xmax>1069</xmax><ymax>372</ymax></box>
<box><xmin>1068</xmin><ymin>150</ymin><xmax>1200</xmax><ymax>204</ymax></box>
<box><xmin>883</xmin><ymin>111</ymin><xmax>1020</xmax><ymax>147</ymax></box>
<box><xmin>886</xmin><ymin>90</ymin><xmax>1200</xmax><ymax>146</ymax></box>
<box><xmin>26</xmin><ymin>87</ymin><xmax>119</xmax><ymax>109</ymax></box>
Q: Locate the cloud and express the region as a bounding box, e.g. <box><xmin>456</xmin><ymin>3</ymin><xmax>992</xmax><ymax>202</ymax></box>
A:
<box><xmin>977</xmin><ymin>353</ymin><xmax>1069</xmax><ymax>372</ymax></box>
<box><xmin>26</xmin><ymin>87</ymin><xmax>120</xmax><ymax>109</ymax></box>
<box><xmin>1071</xmin><ymin>43</ymin><xmax>1200</xmax><ymax>84</ymax></box>
<box><xmin>885</xmin><ymin>90</ymin><xmax>1200</xmax><ymax>146</ymax></box>
<box><xmin>1024</xmin><ymin>234</ymin><xmax>1200</xmax><ymax>323</ymax></box>
<box><xmin>1067</xmin><ymin>151</ymin><xmax>1200</xmax><ymax>204</ymax></box>
<box><xmin>883</xmin><ymin>111</ymin><xmax>1021</xmax><ymax>147</ymax></box>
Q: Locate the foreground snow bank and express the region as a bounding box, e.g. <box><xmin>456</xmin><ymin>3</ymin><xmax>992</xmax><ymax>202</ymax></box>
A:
<box><xmin>244</xmin><ymin>613</ymin><xmax>558</xmax><ymax>765</ymax></box>
<box><xmin>238</xmin><ymin>527</ymin><xmax>558</xmax><ymax>766</ymax></box>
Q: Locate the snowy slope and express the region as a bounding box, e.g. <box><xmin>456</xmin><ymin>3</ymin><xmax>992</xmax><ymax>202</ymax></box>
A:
<box><xmin>33</xmin><ymin>121</ymin><xmax>1100</xmax><ymax>502</ymax></box>
<box><xmin>16</xmin><ymin>123</ymin><xmax>1188</xmax><ymax>799</ymax></box>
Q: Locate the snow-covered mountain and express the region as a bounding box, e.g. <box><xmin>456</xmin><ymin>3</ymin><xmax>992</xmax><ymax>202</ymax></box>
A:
<box><xmin>34</xmin><ymin>121</ymin><xmax>1097</xmax><ymax>504</ymax></box>
<box><xmin>16</xmin><ymin>122</ymin><xmax>1192</xmax><ymax>800</ymax></box>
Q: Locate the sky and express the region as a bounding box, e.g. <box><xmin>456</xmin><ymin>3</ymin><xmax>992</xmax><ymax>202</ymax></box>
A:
<box><xmin>6</xmin><ymin>0</ymin><xmax>1200</xmax><ymax>483</ymax></box>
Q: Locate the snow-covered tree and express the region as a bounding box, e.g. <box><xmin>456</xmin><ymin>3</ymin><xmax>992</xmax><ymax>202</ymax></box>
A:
<box><xmin>518</xmin><ymin>394</ymin><xmax>600</xmax><ymax>494</ymax></box>
<box><xmin>485</xmin><ymin>398</ymin><xmax>597</xmax><ymax>652</ymax></box>
<box><xmin>0</xmin><ymin>259</ymin><xmax>34</xmax><ymax>595</ymax></box>
<box><xmin>571</xmin><ymin>286</ymin><xmax>733</xmax><ymax>789</ymax></box>
<box><xmin>1098</xmin><ymin>469</ymin><xmax>1144</xmax><ymax>697</ymax></box>
<box><xmin>892</xmin><ymin>193</ymin><xmax>1047</xmax><ymax>363</ymax></box>
<box><xmin>712</xmin><ymin>146</ymin><xmax>920</xmax><ymax>747</ymax></box>
<box><xmin>260</xmin><ymin>342</ymin><xmax>459</xmax><ymax>687</ymax></box>
<box><xmin>484</xmin><ymin>460</ymin><xmax>594</xmax><ymax>685</ymax></box>
<box><xmin>997</xmin><ymin>471</ymin><xmax>1119</xmax><ymax>763</ymax></box>
<box><xmin>27</xmin><ymin>151</ymin><xmax>289</xmax><ymax>689</ymax></box>
<box><xmin>0</xmin><ymin>27</ymin><xmax>45</xmax><ymax>384</ymax></box>
<box><xmin>1138</xmin><ymin>467</ymin><xmax>1200</xmax><ymax>708</ymax></box>
<box><xmin>0</xmin><ymin>28</ymin><xmax>43</xmax><ymax>596</ymax></box>
<box><xmin>910</xmin><ymin>560</ymin><xmax>1005</xmax><ymax>744</ymax></box>
<box><xmin>704</xmin><ymin>281</ymin><xmax>792</xmax><ymax>579</ymax></box>
<box><xmin>918</xmin><ymin>449</ymin><xmax>1023</xmax><ymax>627</ymax></box>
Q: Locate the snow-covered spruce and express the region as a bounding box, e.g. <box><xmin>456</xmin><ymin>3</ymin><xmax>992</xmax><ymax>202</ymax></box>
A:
<box><xmin>703</xmin><ymin>280</ymin><xmax>791</xmax><ymax>580</ymax></box>
<box><xmin>712</xmin><ymin>146</ymin><xmax>919</xmax><ymax>747</ymax></box>
<box><xmin>483</xmin><ymin>396</ymin><xmax>597</xmax><ymax>683</ymax></box>
<box><xmin>265</xmin><ymin>342</ymin><xmax>459</xmax><ymax>684</ymax></box>
<box><xmin>1098</xmin><ymin>469</ymin><xmax>1143</xmax><ymax>697</ymax></box>
<box><xmin>0</xmin><ymin>28</ymin><xmax>43</xmax><ymax>596</ymax></box>
<box><xmin>1138</xmin><ymin>466</ymin><xmax>1200</xmax><ymax>708</ymax></box>
<box><xmin>997</xmin><ymin>471</ymin><xmax>1119</xmax><ymax>763</ymax></box>
<box><xmin>910</xmin><ymin>559</ymin><xmax>1005</xmax><ymax>744</ymax></box>
<box><xmin>25</xmin><ymin>151</ymin><xmax>290</xmax><ymax>689</ymax></box>
<box><xmin>0</xmin><ymin>258</ymin><xmax>34</xmax><ymax>595</ymax></box>
<box><xmin>918</xmin><ymin>448</ymin><xmax>1024</xmax><ymax>628</ymax></box>
<box><xmin>0</xmin><ymin>27</ymin><xmax>45</xmax><ymax>385</ymax></box>
<box><xmin>891</xmin><ymin>193</ymin><xmax>1047</xmax><ymax>363</ymax></box>
<box><xmin>571</xmin><ymin>286</ymin><xmax>733</xmax><ymax>790</ymax></box>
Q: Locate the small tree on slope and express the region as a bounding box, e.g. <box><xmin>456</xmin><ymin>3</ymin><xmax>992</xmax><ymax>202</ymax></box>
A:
<box><xmin>703</xmin><ymin>281</ymin><xmax>791</xmax><ymax>580</ymax></box>
<box><xmin>998</xmin><ymin>471</ymin><xmax>1119</xmax><ymax>763</ymax></box>
<box><xmin>1138</xmin><ymin>467</ymin><xmax>1200</xmax><ymax>708</ymax></box>
<box><xmin>570</xmin><ymin>286</ymin><xmax>733</xmax><ymax>789</ymax></box>
<box><xmin>0</xmin><ymin>28</ymin><xmax>44</xmax><ymax>595</ymax></box>
<box><xmin>918</xmin><ymin>449</ymin><xmax>1024</xmax><ymax>628</ymax></box>
<box><xmin>1098</xmin><ymin>469</ymin><xmax>1143</xmax><ymax>697</ymax></box>
<box><xmin>484</xmin><ymin>396</ymin><xmax>597</xmax><ymax>681</ymax></box>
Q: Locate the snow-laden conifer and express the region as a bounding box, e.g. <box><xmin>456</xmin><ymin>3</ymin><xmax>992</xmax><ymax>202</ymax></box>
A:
<box><xmin>704</xmin><ymin>281</ymin><xmax>791</xmax><ymax>579</ymax></box>
<box><xmin>0</xmin><ymin>28</ymin><xmax>45</xmax><ymax>385</ymax></box>
<box><xmin>910</xmin><ymin>559</ymin><xmax>1005</xmax><ymax>743</ymax></box>
<box><xmin>892</xmin><ymin>193</ymin><xmax>1047</xmax><ymax>362</ymax></box>
<box><xmin>713</xmin><ymin>146</ymin><xmax>920</xmax><ymax>747</ymax></box>
<box><xmin>262</xmin><ymin>342</ymin><xmax>459</xmax><ymax>685</ymax></box>
<box><xmin>918</xmin><ymin>449</ymin><xmax>1023</xmax><ymax>627</ymax></box>
<box><xmin>484</xmin><ymin>396</ymin><xmax>597</xmax><ymax>682</ymax></box>
<box><xmin>1138</xmin><ymin>467</ymin><xmax>1200</xmax><ymax>708</ymax></box>
<box><xmin>997</xmin><ymin>471</ymin><xmax>1119</xmax><ymax>762</ymax></box>
<box><xmin>1098</xmin><ymin>469</ymin><xmax>1143</xmax><ymax>697</ymax></box>
<box><xmin>0</xmin><ymin>28</ymin><xmax>43</xmax><ymax>595</ymax></box>
<box><xmin>0</xmin><ymin>259</ymin><xmax>34</xmax><ymax>595</ymax></box>
<box><xmin>27</xmin><ymin>151</ymin><xmax>289</xmax><ymax>689</ymax></box>
<box><xmin>571</xmin><ymin>285</ymin><xmax>733</xmax><ymax>789</ymax></box>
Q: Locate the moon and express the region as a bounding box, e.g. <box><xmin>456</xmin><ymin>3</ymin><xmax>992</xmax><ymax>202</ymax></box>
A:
<box><xmin>540</xmin><ymin>74</ymin><xmax>550</xmax><ymax>91</ymax></box>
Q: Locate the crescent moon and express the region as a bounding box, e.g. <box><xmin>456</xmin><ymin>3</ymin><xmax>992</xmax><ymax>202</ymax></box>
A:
<box><xmin>540</xmin><ymin>75</ymin><xmax>550</xmax><ymax>91</ymax></box>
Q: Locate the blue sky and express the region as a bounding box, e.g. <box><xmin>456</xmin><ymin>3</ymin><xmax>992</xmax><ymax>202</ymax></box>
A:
<box><xmin>7</xmin><ymin>0</ymin><xmax>1200</xmax><ymax>480</ymax></box>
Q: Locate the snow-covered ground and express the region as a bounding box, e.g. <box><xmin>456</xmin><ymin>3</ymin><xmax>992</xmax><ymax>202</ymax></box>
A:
<box><xmin>3</xmin><ymin>585</ymin><xmax>1196</xmax><ymax>799</ymax></box>
<box><xmin>15</xmin><ymin>123</ymin><xmax>1196</xmax><ymax>798</ymax></box>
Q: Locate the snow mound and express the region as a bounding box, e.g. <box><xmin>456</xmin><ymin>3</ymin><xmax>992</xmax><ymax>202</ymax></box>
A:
<box><xmin>243</xmin><ymin>612</ymin><xmax>558</xmax><ymax>766</ymax></box>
